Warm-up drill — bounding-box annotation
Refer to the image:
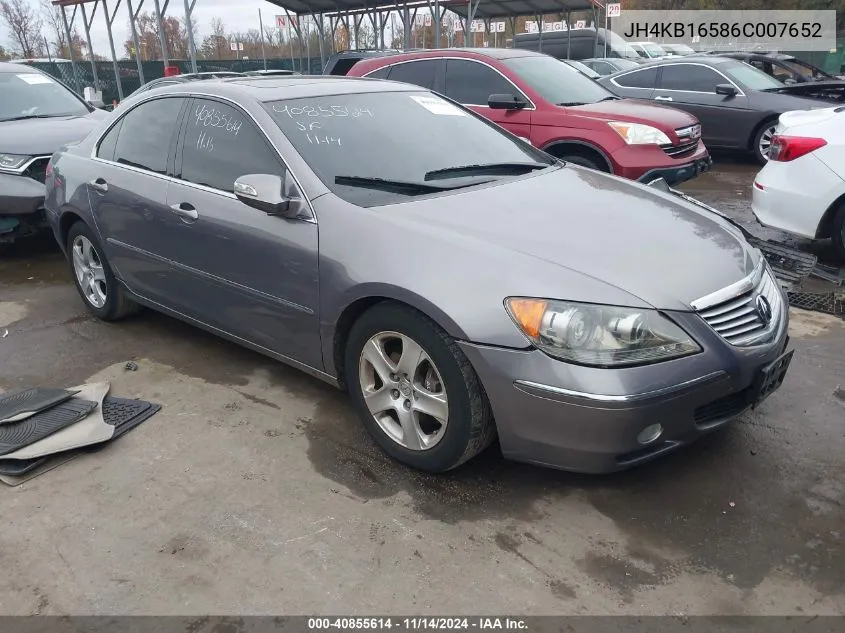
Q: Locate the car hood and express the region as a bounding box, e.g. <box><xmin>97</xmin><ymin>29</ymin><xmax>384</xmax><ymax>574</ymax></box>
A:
<box><xmin>566</xmin><ymin>98</ymin><xmax>698</xmax><ymax>131</ymax></box>
<box><xmin>394</xmin><ymin>166</ymin><xmax>758</xmax><ymax>311</ymax></box>
<box><xmin>0</xmin><ymin>110</ymin><xmax>108</xmax><ymax>155</ymax></box>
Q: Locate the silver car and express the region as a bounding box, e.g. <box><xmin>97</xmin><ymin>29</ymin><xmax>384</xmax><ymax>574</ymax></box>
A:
<box><xmin>45</xmin><ymin>77</ymin><xmax>792</xmax><ymax>473</ymax></box>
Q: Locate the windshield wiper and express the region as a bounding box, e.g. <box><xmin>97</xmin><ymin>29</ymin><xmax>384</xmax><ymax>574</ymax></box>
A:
<box><xmin>596</xmin><ymin>96</ymin><xmax>620</xmax><ymax>102</ymax></box>
<box><xmin>557</xmin><ymin>101</ymin><xmax>587</xmax><ymax>106</ymax></box>
<box><xmin>0</xmin><ymin>113</ymin><xmax>71</xmax><ymax>122</ymax></box>
<box><xmin>335</xmin><ymin>176</ymin><xmax>483</xmax><ymax>195</ymax></box>
<box><xmin>424</xmin><ymin>162</ymin><xmax>549</xmax><ymax>181</ymax></box>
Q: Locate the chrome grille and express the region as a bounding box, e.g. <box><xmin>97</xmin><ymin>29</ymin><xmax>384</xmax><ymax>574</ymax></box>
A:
<box><xmin>693</xmin><ymin>263</ymin><xmax>784</xmax><ymax>346</ymax></box>
<box><xmin>661</xmin><ymin>124</ymin><xmax>702</xmax><ymax>158</ymax></box>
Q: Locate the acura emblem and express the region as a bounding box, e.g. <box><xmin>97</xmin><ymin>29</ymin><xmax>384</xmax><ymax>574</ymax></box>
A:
<box><xmin>755</xmin><ymin>295</ymin><xmax>773</xmax><ymax>324</ymax></box>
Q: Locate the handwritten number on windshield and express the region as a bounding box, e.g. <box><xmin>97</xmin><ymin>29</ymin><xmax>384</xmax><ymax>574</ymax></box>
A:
<box><xmin>273</xmin><ymin>104</ymin><xmax>373</xmax><ymax>118</ymax></box>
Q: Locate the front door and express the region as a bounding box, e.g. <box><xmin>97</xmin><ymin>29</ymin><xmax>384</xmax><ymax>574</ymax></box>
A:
<box><xmin>442</xmin><ymin>58</ymin><xmax>533</xmax><ymax>143</ymax></box>
<box><xmin>87</xmin><ymin>95</ymin><xmax>186</xmax><ymax>305</ymax></box>
<box><xmin>653</xmin><ymin>63</ymin><xmax>752</xmax><ymax>149</ymax></box>
<box><xmin>160</xmin><ymin>97</ymin><xmax>321</xmax><ymax>368</ymax></box>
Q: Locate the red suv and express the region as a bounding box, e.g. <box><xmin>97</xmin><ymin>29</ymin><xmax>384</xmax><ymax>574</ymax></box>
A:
<box><xmin>348</xmin><ymin>48</ymin><xmax>712</xmax><ymax>185</ymax></box>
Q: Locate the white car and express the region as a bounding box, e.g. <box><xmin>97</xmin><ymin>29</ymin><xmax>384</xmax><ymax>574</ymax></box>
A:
<box><xmin>752</xmin><ymin>106</ymin><xmax>845</xmax><ymax>259</ymax></box>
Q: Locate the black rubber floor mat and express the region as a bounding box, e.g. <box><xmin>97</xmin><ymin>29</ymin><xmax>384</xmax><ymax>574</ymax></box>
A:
<box><xmin>0</xmin><ymin>399</ymin><xmax>97</xmax><ymax>457</ymax></box>
<box><xmin>0</xmin><ymin>388</ymin><xmax>78</xmax><ymax>425</ymax></box>
<box><xmin>787</xmin><ymin>291</ymin><xmax>845</xmax><ymax>317</ymax></box>
<box><xmin>0</xmin><ymin>397</ymin><xmax>160</xmax><ymax>476</ymax></box>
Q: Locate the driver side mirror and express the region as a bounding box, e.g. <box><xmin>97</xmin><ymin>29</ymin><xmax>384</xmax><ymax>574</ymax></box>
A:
<box><xmin>234</xmin><ymin>173</ymin><xmax>305</xmax><ymax>219</ymax></box>
<box><xmin>488</xmin><ymin>93</ymin><xmax>528</xmax><ymax>110</ymax></box>
<box><xmin>715</xmin><ymin>83</ymin><xmax>738</xmax><ymax>97</ymax></box>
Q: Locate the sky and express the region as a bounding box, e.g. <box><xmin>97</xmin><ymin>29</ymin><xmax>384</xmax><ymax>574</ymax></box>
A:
<box><xmin>6</xmin><ymin>0</ymin><xmax>309</xmax><ymax>58</ymax></box>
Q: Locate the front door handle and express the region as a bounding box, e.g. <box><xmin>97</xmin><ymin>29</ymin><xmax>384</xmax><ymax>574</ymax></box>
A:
<box><xmin>169</xmin><ymin>202</ymin><xmax>198</xmax><ymax>221</ymax></box>
<box><xmin>89</xmin><ymin>178</ymin><xmax>108</xmax><ymax>193</ymax></box>
<box><xmin>654</xmin><ymin>95</ymin><xmax>673</xmax><ymax>102</ymax></box>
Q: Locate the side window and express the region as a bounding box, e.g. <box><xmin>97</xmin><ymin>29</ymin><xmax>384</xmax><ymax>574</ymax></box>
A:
<box><xmin>386</xmin><ymin>60</ymin><xmax>439</xmax><ymax>90</ymax></box>
<box><xmin>96</xmin><ymin>118</ymin><xmax>123</xmax><ymax>161</ymax></box>
<box><xmin>444</xmin><ymin>59</ymin><xmax>519</xmax><ymax>105</ymax></box>
<box><xmin>366</xmin><ymin>66</ymin><xmax>390</xmax><ymax>79</ymax></box>
<box><xmin>659</xmin><ymin>64</ymin><xmax>723</xmax><ymax>92</ymax></box>
<box><xmin>613</xmin><ymin>67</ymin><xmax>658</xmax><ymax>89</ymax></box>
<box><xmin>180</xmin><ymin>98</ymin><xmax>284</xmax><ymax>193</ymax></box>
<box><xmin>113</xmin><ymin>97</ymin><xmax>184</xmax><ymax>173</ymax></box>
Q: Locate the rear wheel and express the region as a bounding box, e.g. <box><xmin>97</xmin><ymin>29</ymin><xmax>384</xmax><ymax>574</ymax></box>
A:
<box><xmin>833</xmin><ymin>206</ymin><xmax>845</xmax><ymax>260</ymax></box>
<box><xmin>67</xmin><ymin>221</ymin><xmax>140</xmax><ymax>321</ymax></box>
<box><xmin>753</xmin><ymin>121</ymin><xmax>778</xmax><ymax>165</ymax></box>
<box><xmin>345</xmin><ymin>302</ymin><xmax>496</xmax><ymax>472</ymax></box>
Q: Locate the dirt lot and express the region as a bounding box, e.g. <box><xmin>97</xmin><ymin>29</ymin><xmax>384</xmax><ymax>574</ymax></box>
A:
<box><xmin>1</xmin><ymin>161</ymin><xmax>844</xmax><ymax>616</ymax></box>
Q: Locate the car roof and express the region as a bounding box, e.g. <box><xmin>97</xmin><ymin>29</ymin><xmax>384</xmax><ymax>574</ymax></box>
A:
<box><xmin>634</xmin><ymin>55</ymin><xmax>736</xmax><ymax>67</ymax></box>
<box><xmin>355</xmin><ymin>47</ymin><xmax>546</xmax><ymax>63</ymax></box>
<box><xmin>148</xmin><ymin>75</ymin><xmax>420</xmax><ymax>102</ymax></box>
<box><xmin>0</xmin><ymin>61</ymin><xmax>48</xmax><ymax>72</ymax></box>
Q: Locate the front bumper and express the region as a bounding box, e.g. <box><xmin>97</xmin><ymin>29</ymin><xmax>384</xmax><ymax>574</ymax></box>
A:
<box><xmin>459</xmin><ymin>305</ymin><xmax>790</xmax><ymax>473</ymax></box>
<box><xmin>637</xmin><ymin>155</ymin><xmax>712</xmax><ymax>186</ymax></box>
<box><xmin>0</xmin><ymin>171</ymin><xmax>46</xmax><ymax>217</ymax></box>
<box><xmin>612</xmin><ymin>140</ymin><xmax>711</xmax><ymax>185</ymax></box>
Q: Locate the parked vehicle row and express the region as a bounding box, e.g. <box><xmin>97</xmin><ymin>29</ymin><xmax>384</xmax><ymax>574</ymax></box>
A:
<box><xmin>348</xmin><ymin>48</ymin><xmax>712</xmax><ymax>184</ymax></box>
<box><xmin>44</xmin><ymin>75</ymin><xmax>794</xmax><ymax>474</ymax></box>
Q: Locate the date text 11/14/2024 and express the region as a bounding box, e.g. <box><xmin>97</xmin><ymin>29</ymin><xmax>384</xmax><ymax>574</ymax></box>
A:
<box><xmin>308</xmin><ymin>618</ymin><xmax>528</xmax><ymax>631</ymax></box>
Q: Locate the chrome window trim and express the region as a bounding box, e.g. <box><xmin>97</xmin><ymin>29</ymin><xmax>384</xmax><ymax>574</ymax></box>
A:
<box><xmin>690</xmin><ymin>257</ymin><xmax>765</xmax><ymax>312</ymax></box>
<box><xmin>0</xmin><ymin>154</ymin><xmax>53</xmax><ymax>175</ymax></box>
<box><xmin>88</xmin><ymin>91</ymin><xmax>316</xmax><ymax>223</ymax></box>
<box><xmin>362</xmin><ymin>57</ymin><xmax>538</xmax><ymax>111</ymax></box>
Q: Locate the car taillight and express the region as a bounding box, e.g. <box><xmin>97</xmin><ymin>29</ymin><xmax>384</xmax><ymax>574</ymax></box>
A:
<box><xmin>768</xmin><ymin>135</ymin><xmax>827</xmax><ymax>162</ymax></box>
<box><xmin>45</xmin><ymin>160</ymin><xmax>53</xmax><ymax>178</ymax></box>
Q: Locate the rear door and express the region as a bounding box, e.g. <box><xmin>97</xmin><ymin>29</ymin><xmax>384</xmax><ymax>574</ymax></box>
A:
<box><xmin>441</xmin><ymin>58</ymin><xmax>532</xmax><ymax>142</ymax></box>
<box><xmin>383</xmin><ymin>58</ymin><xmax>442</xmax><ymax>92</ymax></box>
<box><xmin>88</xmin><ymin>95</ymin><xmax>187</xmax><ymax>305</ymax></box>
<box><xmin>653</xmin><ymin>63</ymin><xmax>751</xmax><ymax>148</ymax></box>
<box><xmin>163</xmin><ymin>96</ymin><xmax>321</xmax><ymax>367</ymax></box>
<box><xmin>606</xmin><ymin>65</ymin><xmax>658</xmax><ymax>100</ymax></box>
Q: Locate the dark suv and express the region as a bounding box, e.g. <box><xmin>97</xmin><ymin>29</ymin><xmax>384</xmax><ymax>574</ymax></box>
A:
<box><xmin>348</xmin><ymin>48</ymin><xmax>711</xmax><ymax>185</ymax></box>
<box><xmin>0</xmin><ymin>62</ymin><xmax>108</xmax><ymax>243</ymax></box>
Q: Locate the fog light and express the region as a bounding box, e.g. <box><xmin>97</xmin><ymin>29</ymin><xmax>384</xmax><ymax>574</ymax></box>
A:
<box><xmin>637</xmin><ymin>423</ymin><xmax>663</xmax><ymax>445</ymax></box>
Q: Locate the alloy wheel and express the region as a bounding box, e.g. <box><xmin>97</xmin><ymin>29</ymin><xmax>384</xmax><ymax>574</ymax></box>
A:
<box><xmin>758</xmin><ymin>125</ymin><xmax>776</xmax><ymax>161</ymax></box>
<box><xmin>71</xmin><ymin>235</ymin><xmax>108</xmax><ymax>309</ymax></box>
<box><xmin>358</xmin><ymin>331</ymin><xmax>449</xmax><ymax>451</ymax></box>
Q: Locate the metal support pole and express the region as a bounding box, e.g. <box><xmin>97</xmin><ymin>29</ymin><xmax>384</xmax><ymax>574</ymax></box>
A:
<box><xmin>312</xmin><ymin>13</ymin><xmax>325</xmax><ymax>72</ymax></box>
<box><xmin>604</xmin><ymin>6</ymin><xmax>608</xmax><ymax>57</ymax></box>
<box><xmin>102</xmin><ymin>0</ymin><xmax>124</xmax><ymax>99</ymax></box>
<box><xmin>80</xmin><ymin>2</ymin><xmax>101</xmax><ymax>92</ymax></box>
<box><xmin>284</xmin><ymin>10</ymin><xmax>296</xmax><ymax>72</ymax></box>
<box><xmin>536</xmin><ymin>13</ymin><xmax>543</xmax><ymax>53</ymax></box>
<box><xmin>354</xmin><ymin>14</ymin><xmax>363</xmax><ymax>49</ymax></box>
<box><xmin>259</xmin><ymin>7</ymin><xmax>268</xmax><ymax>70</ymax></box>
<box><xmin>152</xmin><ymin>0</ymin><xmax>169</xmax><ymax>66</ymax></box>
<box><xmin>566</xmin><ymin>10</ymin><xmax>571</xmax><ymax>58</ymax></box>
<box><xmin>126</xmin><ymin>0</ymin><xmax>145</xmax><ymax>84</ymax></box>
<box><xmin>508</xmin><ymin>16</ymin><xmax>516</xmax><ymax>47</ymax></box>
<box><xmin>434</xmin><ymin>0</ymin><xmax>440</xmax><ymax>48</ymax></box>
<box><xmin>403</xmin><ymin>5</ymin><xmax>411</xmax><ymax>49</ymax></box>
<box><xmin>379</xmin><ymin>12</ymin><xmax>387</xmax><ymax>49</ymax></box>
<box><xmin>60</xmin><ymin>5</ymin><xmax>82</xmax><ymax>93</ymax></box>
<box><xmin>592</xmin><ymin>6</ymin><xmax>599</xmax><ymax>57</ymax></box>
<box><xmin>185</xmin><ymin>0</ymin><xmax>198</xmax><ymax>73</ymax></box>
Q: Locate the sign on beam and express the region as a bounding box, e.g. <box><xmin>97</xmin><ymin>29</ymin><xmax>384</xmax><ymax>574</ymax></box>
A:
<box><xmin>607</xmin><ymin>3</ymin><xmax>622</xmax><ymax>18</ymax></box>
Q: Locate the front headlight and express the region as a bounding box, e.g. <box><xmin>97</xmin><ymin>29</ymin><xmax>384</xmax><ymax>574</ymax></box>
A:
<box><xmin>0</xmin><ymin>154</ymin><xmax>31</xmax><ymax>171</ymax></box>
<box><xmin>505</xmin><ymin>297</ymin><xmax>701</xmax><ymax>367</ymax></box>
<box><xmin>607</xmin><ymin>121</ymin><xmax>671</xmax><ymax>145</ymax></box>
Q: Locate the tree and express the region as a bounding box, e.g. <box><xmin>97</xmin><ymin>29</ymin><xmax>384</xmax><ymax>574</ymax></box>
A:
<box><xmin>199</xmin><ymin>16</ymin><xmax>229</xmax><ymax>59</ymax></box>
<box><xmin>40</xmin><ymin>0</ymin><xmax>83</xmax><ymax>59</ymax></box>
<box><xmin>0</xmin><ymin>43</ymin><xmax>9</xmax><ymax>61</ymax></box>
<box><xmin>0</xmin><ymin>0</ymin><xmax>44</xmax><ymax>57</ymax></box>
<box><xmin>123</xmin><ymin>12</ymin><xmax>188</xmax><ymax>61</ymax></box>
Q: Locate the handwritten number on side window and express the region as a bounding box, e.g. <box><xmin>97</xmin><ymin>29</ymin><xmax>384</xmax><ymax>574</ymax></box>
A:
<box><xmin>194</xmin><ymin>104</ymin><xmax>242</xmax><ymax>136</ymax></box>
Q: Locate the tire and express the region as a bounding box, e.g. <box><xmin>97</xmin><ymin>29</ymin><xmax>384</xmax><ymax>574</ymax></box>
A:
<box><xmin>560</xmin><ymin>155</ymin><xmax>602</xmax><ymax>170</ymax></box>
<box><xmin>753</xmin><ymin>121</ymin><xmax>778</xmax><ymax>165</ymax></box>
<box><xmin>344</xmin><ymin>302</ymin><xmax>496</xmax><ymax>473</ymax></box>
<box><xmin>66</xmin><ymin>221</ymin><xmax>140</xmax><ymax>321</ymax></box>
<box><xmin>833</xmin><ymin>205</ymin><xmax>845</xmax><ymax>261</ymax></box>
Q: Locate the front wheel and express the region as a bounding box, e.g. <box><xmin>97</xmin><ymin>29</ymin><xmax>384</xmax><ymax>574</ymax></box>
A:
<box><xmin>345</xmin><ymin>302</ymin><xmax>496</xmax><ymax>473</ymax></box>
<box><xmin>753</xmin><ymin>122</ymin><xmax>778</xmax><ymax>165</ymax></box>
<box><xmin>832</xmin><ymin>206</ymin><xmax>845</xmax><ymax>261</ymax></box>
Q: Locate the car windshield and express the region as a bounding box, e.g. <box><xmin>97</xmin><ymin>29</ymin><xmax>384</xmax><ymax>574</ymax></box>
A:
<box><xmin>640</xmin><ymin>43</ymin><xmax>666</xmax><ymax>57</ymax></box>
<box><xmin>266</xmin><ymin>91</ymin><xmax>556</xmax><ymax>207</ymax></box>
<box><xmin>783</xmin><ymin>60</ymin><xmax>829</xmax><ymax>79</ymax></box>
<box><xmin>0</xmin><ymin>70</ymin><xmax>90</xmax><ymax>121</ymax></box>
<box><xmin>722</xmin><ymin>61</ymin><xmax>784</xmax><ymax>90</ymax></box>
<box><xmin>666</xmin><ymin>44</ymin><xmax>695</xmax><ymax>55</ymax></box>
<box><xmin>563</xmin><ymin>60</ymin><xmax>599</xmax><ymax>78</ymax></box>
<box><xmin>601</xmin><ymin>28</ymin><xmax>642</xmax><ymax>60</ymax></box>
<box><xmin>502</xmin><ymin>55</ymin><xmax>614</xmax><ymax>105</ymax></box>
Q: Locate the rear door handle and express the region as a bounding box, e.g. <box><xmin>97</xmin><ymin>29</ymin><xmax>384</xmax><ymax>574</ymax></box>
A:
<box><xmin>654</xmin><ymin>95</ymin><xmax>673</xmax><ymax>102</ymax></box>
<box><xmin>89</xmin><ymin>178</ymin><xmax>108</xmax><ymax>193</ymax></box>
<box><xmin>169</xmin><ymin>202</ymin><xmax>198</xmax><ymax>221</ymax></box>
